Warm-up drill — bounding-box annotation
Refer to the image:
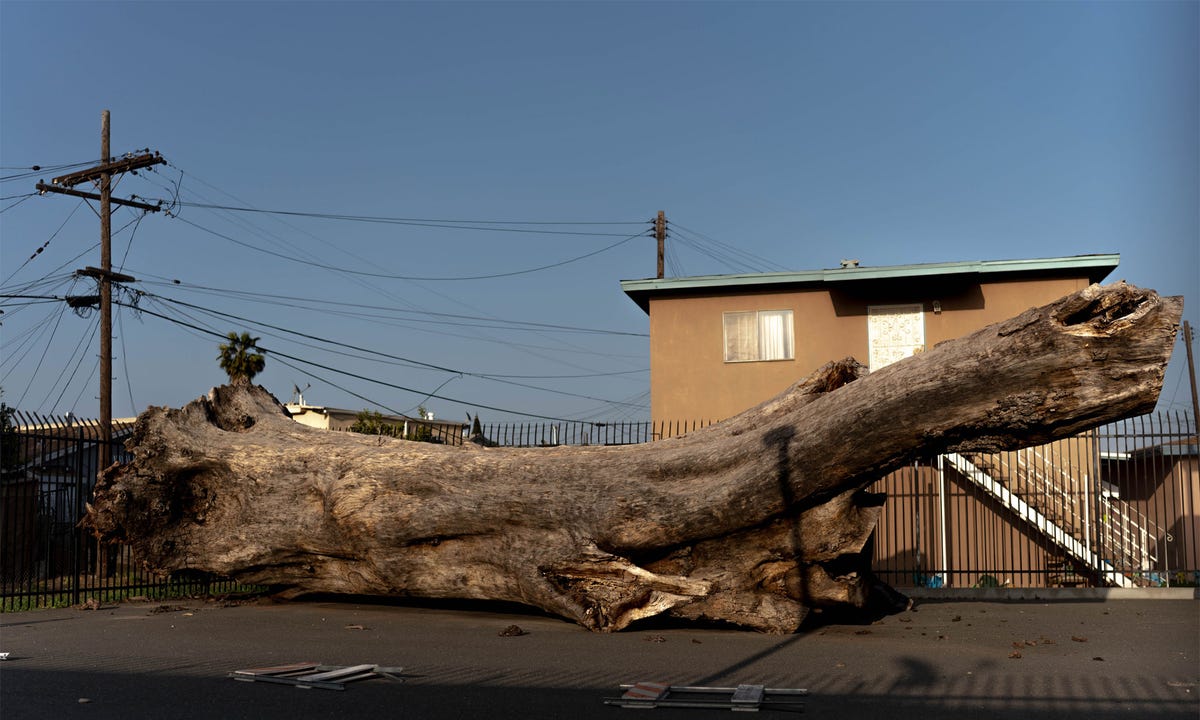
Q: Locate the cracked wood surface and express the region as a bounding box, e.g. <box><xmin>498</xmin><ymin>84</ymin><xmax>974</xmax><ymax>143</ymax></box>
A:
<box><xmin>86</xmin><ymin>283</ymin><xmax>1182</xmax><ymax>632</ymax></box>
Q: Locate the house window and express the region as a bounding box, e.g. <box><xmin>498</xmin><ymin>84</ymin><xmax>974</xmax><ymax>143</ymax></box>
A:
<box><xmin>723</xmin><ymin>310</ymin><xmax>794</xmax><ymax>362</ymax></box>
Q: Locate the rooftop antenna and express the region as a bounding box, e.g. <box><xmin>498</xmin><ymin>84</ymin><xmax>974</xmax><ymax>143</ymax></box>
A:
<box><xmin>291</xmin><ymin>383</ymin><xmax>310</xmax><ymax>406</ymax></box>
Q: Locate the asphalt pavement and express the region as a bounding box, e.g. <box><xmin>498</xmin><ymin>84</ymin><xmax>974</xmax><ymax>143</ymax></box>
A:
<box><xmin>1</xmin><ymin>595</ymin><xmax>1196</xmax><ymax>719</ymax></box>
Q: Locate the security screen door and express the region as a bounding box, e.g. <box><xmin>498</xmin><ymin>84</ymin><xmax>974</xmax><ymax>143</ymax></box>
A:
<box><xmin>868</xmin><ymin>304</ymin><xmax>925</xmax><ymax>372</ymax></box>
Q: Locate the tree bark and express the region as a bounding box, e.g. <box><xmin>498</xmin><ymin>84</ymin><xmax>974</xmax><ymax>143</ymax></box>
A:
<box><xmin>85</xmin><ymin>283</ymin><xmax>1182</xmax><ymax>632</ymax></box>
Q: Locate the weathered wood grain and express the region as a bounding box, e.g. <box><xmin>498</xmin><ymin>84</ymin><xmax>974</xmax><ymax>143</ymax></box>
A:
<box><xmin>85</xmin><ymin>283</ymin><xmax>1182</xmax><ymax>632</ymax></box>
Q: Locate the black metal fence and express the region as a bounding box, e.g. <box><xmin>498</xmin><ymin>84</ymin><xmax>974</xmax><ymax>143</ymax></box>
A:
<box><xmin>2</xmin><ymin>408</ymin><xmax>1195</xmax><ymax>611</ymax></box>
<box><xmin>337</xmin><ymin>418</ymin><xmax>720</xmax><ymax>447</ymax></box>
<box><xmin>870</xmin><ymin>410</ymin><xmax>1198</xmax><ymax>590</ymax></box>
<box><xmin>0</xmin><ymin>412</ymin><xmax>253</xmax><ymax>611</ymax></box>
<box><xmin>471</xmin><ymin>418</ymin><xmax>715</xmax><ymax>447</ymax></box>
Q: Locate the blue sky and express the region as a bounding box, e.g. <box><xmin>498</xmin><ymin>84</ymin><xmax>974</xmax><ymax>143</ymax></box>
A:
<box><xmin>2</xmin><ymin>1</ymin><xmax>1196</xmax><ymax>423</ymax></box>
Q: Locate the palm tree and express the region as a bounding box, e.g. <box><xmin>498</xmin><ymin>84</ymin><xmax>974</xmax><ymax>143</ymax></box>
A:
<box><xmin>217</xmin><ymin>331</ymin><xmax>266</xmax><ymax>386</ymax></box>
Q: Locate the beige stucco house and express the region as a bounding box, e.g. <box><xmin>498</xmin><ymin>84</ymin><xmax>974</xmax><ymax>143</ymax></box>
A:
<box><xmin>621</xmin><ymin>254</ymin><xmax>1120</xmax><ymax>423</ymax></box>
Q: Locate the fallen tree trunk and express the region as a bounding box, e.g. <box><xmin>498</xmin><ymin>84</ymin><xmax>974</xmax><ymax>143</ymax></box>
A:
<box><xmin>86</xmin><ymin>283</ymin><xmax>1182</xmax><ymax>632</ymax></box>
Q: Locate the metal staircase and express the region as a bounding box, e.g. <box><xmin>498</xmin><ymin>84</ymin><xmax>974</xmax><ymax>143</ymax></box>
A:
<box><xmin>943</xmin><ymin>446</ymin><xmax>1161</xmax><ymax>588</ymax></box>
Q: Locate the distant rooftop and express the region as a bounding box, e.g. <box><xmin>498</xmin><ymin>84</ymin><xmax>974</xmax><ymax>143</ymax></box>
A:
<box><xmin>620</xmin><ymin>254</ymin><xmax>1120</xmax><ymax>313</ymax></box>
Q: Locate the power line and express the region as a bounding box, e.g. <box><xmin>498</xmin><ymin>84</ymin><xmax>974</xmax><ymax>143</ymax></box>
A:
<box><xmin>0</xmin><ymin>194</ymin><xmax>35</xmax><ymax>214</ymax></box>
<box><xmin>401</xmin><ymin>375</ymin><xmax>459</xmax><ymax>416</ymax></box>
<box><xmin>0</xmin><ymin>297</ymin><xmax>63</xmax><ymax>308</ymax></box>
<box><xmin>137</xmin><ymin>291</ymin><xmax>648</xmax><ymax>409</ymax></box>
<box><xmin>1</xmin><ymin>195</ymin><xmax>144</xmax><ymax>297</ymax></box>
<box><xmin>664</xmin><ymin>235</ymin><xmax>686</xmax><ymax>277</ymax></box>
<box><xmin>124</xmin><ymin>292</ymin><xmax>637</xmax><ymax>416</ymax></box>
<box><xmin>670</xmin><ymin>222</ymin><xmax>789</xmax><ymax>274</ymax></box>
<box><xmin>1</xmin><ymin>198</ymin><xmax>89</xmax><ymax>286</ymax></box>
<box><xmin>42</xmin><ymin>312</ymin><xmax>99</xmax><ymax>414</ymax></box>
<box><xmin>0</xmin><ymin>159</ymin><xmax>100</xmax><ymax>183</ymax></box>
<box><xmin>137</xmin><ymin>293</ymin><xmax>441</xmax><ymax>373</ymax></box>
<box><xmin>156</xmin><ymin>194</ymin><xmax>648</xmax><ymax>230</ymax></box>
<box><xmin>140</xmin><ymin>166</ymin><xmax>453</xmax><ymax>323</ymax></box>
<box><xmin>116</xmin><ymin>212</ymin><xmax>147</xmax><ymax>271</ymax></box>
<box><xmin>269</xmin><ymin>354</ymin><xmax>407</xmax><ymax>417</ymax></box>
<box><xmin>117</xmin><ymin>299</ymin><xmax>616</xmax><ymax>423</ymax></box>
<box><xmin>474</xmin><ymin>368</ymin><xmax>646</xmax><ymax>380</ymax></box>
<box><xmin>152</xmin><ymin>164</ymin><xmax>646</xmax><ymax>279</ymax></box>
<box><xmin>1</xmin><ymin>243</ymin><xmax>98</xmax><ymax>298</ymax></box>
<box><xmin>117</xmin><ymin>307</ymin><xmax>137</xmax><ymax>415</ymax></box>
<box><xmin>65</xmin><ymin>350</ymin><xmax>101</xmax><ymax>416</ymax></box>
<box><xmin>149</xmin><ymin>164</ymin><xmax>643</xmax><ymax>376</ymax></box>
<box><xmin>133</xmin><ymin>275</ymin><xmax>647</xmax><ymax>337</ymax></box>
<box><xmin>1</xmin><ymin>299</ymin><xmax>70</xmax><ymax>393</ymax></box>
<box><xmin>144</xmin><ymin>167</ymin><xmax>502</xmax><ymax>349</ymax></box>
<box><xmin>130</xmin><ymin>277</ymin><xmax>646</xmax><ymax>365</ymax></box>
<box><xmin>171</xmin><ymin>214</ymin><xmax>648</xmax><ymax>281</ymax></box>
<box><xmin>561</xmin><ymin>388</ymin><xmax>652</xmax><ymax>423</ymax></box>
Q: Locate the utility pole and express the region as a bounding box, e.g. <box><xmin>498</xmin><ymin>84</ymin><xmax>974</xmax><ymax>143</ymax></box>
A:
<box><xmin>36</xmin><ymin>110</ymin><xmax>164</xmax><ymax>470</ymax></box>
<box><xmin>655</xmin><ymin>210</ymin><xmax>666</xmax><ymax>279</ymax></box>
<box><xmin>1184</xmin><ymin>321</ymin><xmax>1199</xmax><ymax>441</ymax></box>
<box><xmin>98</xmin><ymin>111</ymin><xmax>113</xmax><ymax>472</ymax></box>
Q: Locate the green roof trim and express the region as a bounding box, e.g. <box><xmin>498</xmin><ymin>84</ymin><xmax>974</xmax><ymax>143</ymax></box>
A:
<box><xmin>620</xmin><ymin>254</ymin><xmax>1119</xmax><ymax>313</ymax></box>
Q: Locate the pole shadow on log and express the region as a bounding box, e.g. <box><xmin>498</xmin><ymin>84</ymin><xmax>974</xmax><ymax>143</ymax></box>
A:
<box><xmin>84</xmin><ymin>283</ymin><xmax>1182</xmax><ymax>632</ymax></box>
<box><xmin>766</xmin><ymin>425</ymin><xmax>805</xmax><ymax>624</ymax></box>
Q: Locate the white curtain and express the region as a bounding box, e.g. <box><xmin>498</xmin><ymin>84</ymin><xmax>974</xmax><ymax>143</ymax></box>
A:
<box><xmin>758</xmin><ymin>311</ymin><xmax>792</xmax><ymax>361</ymax></box>
<box><xmin>724</xmin><ymin>312</ymin><xmax>758</xmax><ymax>362</ymax></box>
